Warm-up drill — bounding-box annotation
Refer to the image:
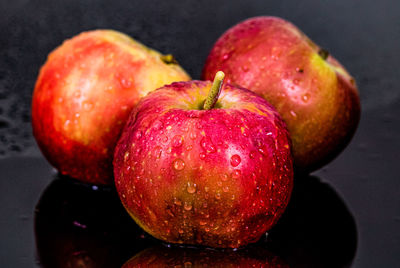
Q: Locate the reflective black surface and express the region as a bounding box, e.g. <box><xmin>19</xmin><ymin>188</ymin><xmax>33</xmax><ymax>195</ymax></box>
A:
<box><xmin>34</xmin><ymin>177</ymin><xmax>155</xmax><ymax>268</ymax></box>
<box><xmin>1</xmin><ymin>157</ymin><xmax>360</xmax><ymax>267</ymax></box>
<box><xmin>267</xmin><ymin>176</ymin><xmax>358</xmax><ymax>268</ymax></box>
<box><xmin>1</xmin><ymin>0</ymin><xmax>400</xmax><ymax>267</ymax></box>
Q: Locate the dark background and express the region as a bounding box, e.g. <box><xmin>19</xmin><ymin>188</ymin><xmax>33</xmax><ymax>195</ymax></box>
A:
<box><xmin>1</xmin><ymin>0</ymin><xmax>399</xmax><ymax>267</ymax></box>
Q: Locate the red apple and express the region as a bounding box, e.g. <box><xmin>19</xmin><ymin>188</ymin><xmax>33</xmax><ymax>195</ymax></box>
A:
<box><xmin>32</xmin><ymin>30</ymin><xmax>190</xmax><ymax>185</ymax></box>
<box><xmin>122</xmin><ymin>245</ymin><xmax>289</xmax><ymax>267</ymax></box>
<box><xmin>114</xmin><ymin>72</ymin><xmax>293</xmax><ymax>248</ymax></box>
<box><xmin>202</xmin><ymin>16</ymin><xmax>360</xmax><ymax>173</ymax></box>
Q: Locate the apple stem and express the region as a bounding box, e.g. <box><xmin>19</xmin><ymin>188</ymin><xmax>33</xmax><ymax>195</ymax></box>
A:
<box><xmin>203</xmin><ymin>71</ymin><xmax>225</xmax><ymax>110</ymax></box>
<box><xmin>160</xmin><ymin>54</ymin><xmax>178</xmax><ymax>64</ymax></box>
<box><xmin>318</xmin><ymin>49</ymin><xmax>329</xmax><ymax>60</ymax></box>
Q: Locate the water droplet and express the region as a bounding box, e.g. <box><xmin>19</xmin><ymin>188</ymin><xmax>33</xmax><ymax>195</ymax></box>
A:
<box><xmin>249</xmin><ymin>151</ymin><xmax>256</xmax><ymax>159</ymax></box>
<box><xmin>135</xmin><ymin>131</ymin><xmax>142</xmax><ymax>140</ymax></box>
<box><xmin>187</xmin><ymin>183</ymin><xmax>196</xmax><ymax>194</ymax></box>
<box><xmin>230</xmin><ymin>154</ymin><xmax>241</xmax><ymax>167</ymax></box>
<box><xmin>222</xmin><ymin>51</ymin><xmax>232</xmax><ymax>61</ymax></box>
<box><xmin>205</xmin><ymin>227</ymin><xmax>210</xmax><ymax>232</ymax></box>
<box><xmin>302</xmin><ymin>94</ymin><xmax>310</xmax><ymax>102</ymax></box>
<box><xmin>162</xmin><ymin>136</ymin><xmax>168</xmax><ymax>143</ymax></box>
<box><xmin>153</xmin><ymin>146</ymin><xmax>162</xmax><ymax>159</ymax></box>
<box><xmin>223</xmin><ymin>186</ymin><xmax>229</xmax><ymax>192</ymax></box>
<box><xmin>120</xmin><ymin>77</ymin><xmax>132</xmax><ymax>88</ymax></box>
<box><xmin>232</xmin><ymin>170</ymin><xmax>241</xmax><ymax>179</ymax></box>
<box><xmin>190</xmin><ymin>132</ymin><xmax>197</xmax><ymax>139</ymax></box>
<box><xmin>172</xmin><ymin>135</ymin><xmax>184</xmax><ymax>147</ymax></box>
<box><xmin>186</xmin><ymin>145</ymin><xmax>193</xmax><ymax>151</ymax></box>
<box><xmin>153</xmin><ymin>120</ymin><xmax>163</xmax><ymax>130</ymax></box>
<box><xmin>200</xmin><ymin>137</ymin><xmax>216</xmax><ymax>153</ymax></box>
<box><xmin>83</xmin><ymin>101</ymin><xmax>93</xmax><ymax>111</ymax></box>
<box><xmin>290</xmin><ymin>110</ymin><xmax>297</xmax><ymax>118</ymax></box>
<box><xmin>221</xmin><ymin>174</ymin><xmax>229</xmax><ymax>181</ymax></box>
<box><xmin>184</xmin><ymin>202</ymin><xmax>192</xmax><ymax>211</ymax></box>
<box><xmin>124</xmin><ymin>152</ymin><xmax>129</xmax><ymax>161</ymax></box>
<box><xmin>62</xmin><ymin>120</ymin><xmax>71</xmax><ymax>130</ymax></box>
<box><xmin>173</xmin><ymin>158</ymin><xmax>185</xmax><ymax>170</ymax></box>
<box><xmin>258</xmin><ymin>148</ymin><xmax>267</xmax><ymax>156</ymax></box>
<box><xmin>215</xmin><ymin>193</ymin><xmax>221</xmax><ymax>199</ymax></box>
<box><xmin>199</xmin><ymin>153</ymin><xmax>206</xmax><ymax>160</ymax></box>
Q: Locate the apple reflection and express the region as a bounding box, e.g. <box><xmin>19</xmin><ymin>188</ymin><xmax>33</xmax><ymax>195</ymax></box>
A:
<box><xmin>34</xmin><ymin>174</ymin><xmax>357</xmax><ymax>268</ymax></box>
<box><xmin>34</xmin><ymin>176</ymin><xmax>156</xmax><ymax>268</ymax></box>
<box><xmin>266</xmin><ymin>175</ymin><xmax>358</xmax><ymax>267</ymax></box>
<box><xmin>122</xmin><ymin>244</ymin><xmax>289</xmax><ymax>267</ymax></box>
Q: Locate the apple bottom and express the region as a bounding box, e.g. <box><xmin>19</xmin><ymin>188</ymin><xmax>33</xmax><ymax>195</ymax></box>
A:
<box><xmin>34</xmin><ymin>128</ymin><xmax>116</xmax><ymax>185</ymax></box>
<box><xmin>122</xmin><ymin>185</ymin><xmax>282</xmax><ymax>248</ymax></box>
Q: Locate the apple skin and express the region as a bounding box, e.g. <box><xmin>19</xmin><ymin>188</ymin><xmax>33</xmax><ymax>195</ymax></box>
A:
<box><xmin>32</xmin><ymin>30</ymin><xmax>190</xmax><ymax>185</ymax></box>
<box><xmin>114</xmin><ymin>80</ymin><xmax>293</xmax><ymax>248</ymax></box>
<box><xmin>122</xmin><ymin>245</ymin><xmax>289</xmax><ymax>267</ymax></box>
<box><xmin>202</xmin><ymin>16</ymin><xmax>361</xmax><ymax>173</ymax></box>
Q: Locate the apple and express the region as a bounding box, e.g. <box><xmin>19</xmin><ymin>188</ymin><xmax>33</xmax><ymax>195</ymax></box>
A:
<box><xmin>114</xmin><ymin>72</ymin><xmax>293</xmax><ymax>248</ymax></box>
<box><xmin>202</xmin><ymin>16</ymin><xmax>360</xmax><ymax>173</ymax></box>
<box><xmin>122</xmin><ymin>245</ymin><xmax>289</xmax><ymax>267</ymax></box>
<box><xmin>32</xmin><ymin>29</ymin><xmax>190</xmax><ymax>185</ymax></box>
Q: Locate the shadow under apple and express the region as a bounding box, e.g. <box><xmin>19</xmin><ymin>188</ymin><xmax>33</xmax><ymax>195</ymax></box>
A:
<box><xmin>34</xmin><ymin>176</ymin><xmax>157</xmax><ymax>268</ymax></box>
<box><xmin>265</xmin><ymin>175</ymin><xmax>358</xmax><ymax>268</ymax></box>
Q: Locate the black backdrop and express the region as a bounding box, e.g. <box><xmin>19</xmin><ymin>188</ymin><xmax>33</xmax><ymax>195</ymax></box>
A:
<box><xmin>1</xmin><ymin>0</ymin><xmax>399</xmax><ymax>267</ymax></box>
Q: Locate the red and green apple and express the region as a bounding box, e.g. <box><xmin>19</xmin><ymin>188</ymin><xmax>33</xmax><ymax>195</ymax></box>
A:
<box><xmin>32</xmin><ymin>29</ymin><xmax>190</xmax><ymax>185</ymax></box>
<box><xmin>114</xmin><ymin>72</ymin><xmax>293</xmax><ymax>248</ymax></box>
<box><xmin>202</xmin><ymin>16</ymin><xmax>361</xmax><ymax>172</ymax></box>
